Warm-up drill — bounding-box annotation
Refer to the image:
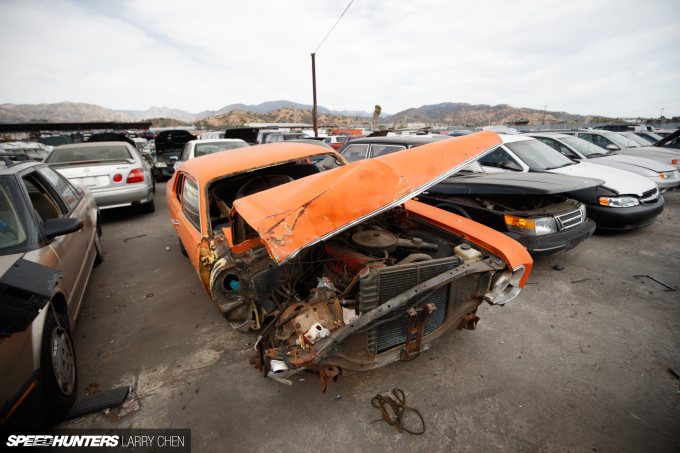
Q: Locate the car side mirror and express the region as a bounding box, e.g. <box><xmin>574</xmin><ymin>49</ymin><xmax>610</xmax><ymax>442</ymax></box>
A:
<box><xmin>43</xmin><ymin>218</ymin><xmax>84</xmax><ymax>239</ymax></box>
<box><xmin>500</xmin><ymin>161</ymin><xmax>522</xmax><ymax>171</ymax></box>
<box><xmin>605</xmin><ymin>144</ymin><xmax>619</xmax><ymax>151</ymax></box>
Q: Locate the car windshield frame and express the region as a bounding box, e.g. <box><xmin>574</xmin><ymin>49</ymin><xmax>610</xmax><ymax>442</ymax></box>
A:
<box><xmin>504</xmin><ymin>139</ymin><xmax>575</xmax><ymax>170</ymax></box>
<box><xmin>559</xmin><ymin>136</ymin><xmax>608</xmax><ymax>157</ymax></box>
<box><xmin>0</xmin><ymin>174</ymin><xmax>42</xmax><ymax>256</ymax></box>
<box><xmin>44</xmin><ymin>145</ymin><xmax>133</xmax><ymax>165</ymax></box>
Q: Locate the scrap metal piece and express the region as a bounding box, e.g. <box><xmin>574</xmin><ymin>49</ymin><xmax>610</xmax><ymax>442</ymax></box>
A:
<box><xmin>457</xmin><ymin>312</ymin><xmax>480</xmax><ymax>331</ymax></box>
<box><xmin>319</xmin><ymin>366</ymin><xmax>340</xmax><ymax>394</ymax></box>
<box><xmin>402</xmin><ymin>303</ymin><xmax>436</xmax><ymax>358</ymax></box>
<box><xmin>633</xmin><ymin>275</ymin><xmax>677</xmax><ymax>291</ymax></box>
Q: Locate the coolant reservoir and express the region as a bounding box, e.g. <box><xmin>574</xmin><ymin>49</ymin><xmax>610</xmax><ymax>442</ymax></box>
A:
<box><xmin>454</xmin><ymin>243</ymin><xmax>482</xmax><ymax>263</ymax></box>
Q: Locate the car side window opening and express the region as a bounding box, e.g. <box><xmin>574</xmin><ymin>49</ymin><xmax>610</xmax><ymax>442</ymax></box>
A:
<box><xmin>340</xmin><ymin>144</ymin><xmax>370</xmax><ymax>163</ymax></box>
<box><xmin>37</xmin><ymin>167</ymin><xmax>80</xmax><ymax>211</ymax></box>
<box><xmin>175</xmin><ymin>173</ymin><xmax>185</xmax><ymax>204</ymax></box>
<box><xmin>182</xmin><ymin>176</ymin><xmax>201</xmax><ymax>231</ymax></box>
<box><xmin>478</xmin><ymin>147</ymin><xmax>522</xmax><ymax>169</ymax></box>
<box><xmin>22</xmin><ymin>174</ymin><xmax>62</xmax><ymax>223</ymax></box>
<box><xmin>370</xmin><ymin>145</ymin><xmax>406</xmax><ymax>158</ymax></box>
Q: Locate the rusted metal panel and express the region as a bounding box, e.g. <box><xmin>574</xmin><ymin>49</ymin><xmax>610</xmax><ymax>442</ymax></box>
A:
<box><xmin>234</xmin><ymin>132</ymin><xmax>503</xmax><ymax>263</ymax></box>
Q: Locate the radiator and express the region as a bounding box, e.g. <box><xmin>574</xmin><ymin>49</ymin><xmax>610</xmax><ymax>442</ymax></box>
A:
<box><xmin>359</xmin><ymin>256</ymin><xmax>462</xmax><ymax>354</ymax></box>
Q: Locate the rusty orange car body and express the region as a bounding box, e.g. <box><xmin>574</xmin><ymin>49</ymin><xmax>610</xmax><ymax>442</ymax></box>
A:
<box><xmin>166</xmin><ymin>133</ymin><xmax>532</xmax><ymax>391</ymax></box>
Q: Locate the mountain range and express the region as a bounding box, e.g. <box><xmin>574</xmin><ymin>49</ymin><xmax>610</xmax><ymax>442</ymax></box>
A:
<box><xmin>116</xmin><ymin>101</ymin><xmax>383</xmax><ymax>122</ymax></box>
<box><xmin>0</xmin><ymin>100</ymin><xmax>597</xmax><ymax>127</ymax></box>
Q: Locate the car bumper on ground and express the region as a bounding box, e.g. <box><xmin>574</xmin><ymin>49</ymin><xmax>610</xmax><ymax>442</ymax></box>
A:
<box><xmin>90</xmin><ymin>183</ymin><xmax>154</xmax><ymax>209</ymax></box>
<box><xmin>586</xmin><ymin>198</ymin><xmax>665</xmax><ymax>230</ymax></box>
<box><xmin>507</xmin><ymin>219</ymin><xmax>597</xmax><ymax>256</ymax></box>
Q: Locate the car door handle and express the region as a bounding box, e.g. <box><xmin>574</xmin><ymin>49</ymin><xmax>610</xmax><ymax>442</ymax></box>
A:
<box><xmin>171</xmin><ymin>219</ymin><xmax>179</xmax><ymax>225</ymax></box>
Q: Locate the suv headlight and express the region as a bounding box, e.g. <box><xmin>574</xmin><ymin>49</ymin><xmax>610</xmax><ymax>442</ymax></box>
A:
<box><xmin>599</xmin><ymin>197</ymin><xmax>639</xmax><ymax>207</ymax></box>
<box><xmin>484</xmin><ymin>265</ymin><xmax>526</xmax><ymax>305</ymax></box>
<box><xmin>504</xmin><ymin>214</ymin><xmax>557</xmax><ymax>236</ymax></box>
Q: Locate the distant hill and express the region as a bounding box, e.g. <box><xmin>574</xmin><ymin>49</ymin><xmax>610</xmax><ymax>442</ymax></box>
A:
<box><xmin>383</xmin><ymin>102</ymin><xmax>593</xmax><ymax>127</ymax></box>
<box><xmin>0</xmin><ymin>102</ymin><xmax>136</xmax><ymax>123</ymax></box>
<box><xmin>201</xmin><ymin>107</ymin><xmax>371</xmax><ymax>128</ymax></box>
<box><xmin>117</xmin><ymin>100</ymin><xmax>385</xmax><ymax>122</ymax></box>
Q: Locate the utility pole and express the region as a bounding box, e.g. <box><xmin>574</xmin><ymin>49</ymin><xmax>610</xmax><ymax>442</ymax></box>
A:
<box><xmin>542</xmin><ymin>105</ymin><xmax>547</xmax><ymax>125</ymax></box>
<box><xmin>488</xmin><ymin>108</ymin><xmax>491</xmax><ymax>126</ymax></box>
<box><xmin>311</xmin><ymin>53</ymin><xmax>318</xmax><ymax>137</ymax></box>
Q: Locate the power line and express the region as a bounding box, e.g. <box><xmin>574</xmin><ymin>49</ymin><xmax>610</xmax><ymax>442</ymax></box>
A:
<box><xmin>314</xmin><ymin>0</ymin><xmax>355</xmax><ymax>53</ymax></box>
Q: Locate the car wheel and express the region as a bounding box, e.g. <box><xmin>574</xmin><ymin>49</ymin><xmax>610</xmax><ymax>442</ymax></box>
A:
<box><xmin>41</xmin><ymin>309</ymin><xmax>77</xmax><ymax>421</ymax></box>
<box><xmin>179</xmin><ymin>236</ymin><xmax>188</xmax><ymax>257</ymax></box>
<box><xmin>93</xmin><ymin>229</ymin><xmax>103</xmax><ymax>266</ymax></box>
<box><xmin>139</xmin><ymin>199</ymin><xmax>155</xmax><ymax>214</ymax></box>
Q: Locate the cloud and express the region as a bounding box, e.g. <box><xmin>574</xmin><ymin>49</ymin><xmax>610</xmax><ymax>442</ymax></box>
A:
<box><xmin>0</xmin><ymin>0</ymin><xmax>679</xmax><ymax>118</ymax></box>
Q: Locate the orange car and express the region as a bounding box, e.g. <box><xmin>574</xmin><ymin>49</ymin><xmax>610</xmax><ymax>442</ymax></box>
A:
<box><xmin>167</xmin><ymin>134</ymin><xmax>532</xmax><ymax>391</ymax></box>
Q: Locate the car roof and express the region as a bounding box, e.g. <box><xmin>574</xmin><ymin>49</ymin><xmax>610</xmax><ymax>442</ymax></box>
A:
<box><xmin>0</xmin><ymin>160</ymin><xmax>41</xmax><ymax>175</ymax></box>
<box><xmin>193</xmin><ymin>139</ymin><xmax>246</xmax><ymax>145</ymax></box>
<box><xmin>498</xmin><ymin>134</ymin><xmax>534</xmax><ymax>144</ymax></box>
<box><xmin>525</xmin><ymin>132</ymin><xmax>571</xmax><ymax>139</ymax></box>
<box><xmin>344</xmin><ymin>135</ymin><xmax>450</xmax><ymax>145</ymax></box>
<box><xmin>54</xmin><ymin>141</ymin><xmax>133</xmax><ymax>149</ymax></box>
<box><xmin>177</xmin><ymin>142</ymin><xmax>344</xmax><ymax>183</ymax></box>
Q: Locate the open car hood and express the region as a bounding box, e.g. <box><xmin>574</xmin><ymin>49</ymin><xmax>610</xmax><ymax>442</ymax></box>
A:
<box><xmin>652</xmin><ymin>129</ymin><xmax>680</xmax><ymax>148</ymax></box>
<box><xmin>425</xmin><ymin>172</ymin><xmax>604</xmax><ymax>196</ymax></box>
<box><xmin>234</xmin><ymin>131</ymin><xmax>502</xmax><ymax>263</ymax></box>
<box><xmin>154</xmin><ymin>130</ymin><xmax>196</xmax><ymax>153</ymax></box>
<box><xmin>224</xmin><ymin>127</ymin><xmax>259</xmax><ymax>144</ymax></box>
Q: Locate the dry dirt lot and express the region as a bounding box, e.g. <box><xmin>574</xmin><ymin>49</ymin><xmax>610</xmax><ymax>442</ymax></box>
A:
<box><xmin>58</xmin><ymin>183</ymin><xmax>680</xmax><ymax>452</ymax></box>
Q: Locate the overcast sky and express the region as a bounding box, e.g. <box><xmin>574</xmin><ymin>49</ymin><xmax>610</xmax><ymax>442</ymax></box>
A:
<box><xmin>1</xmin><ymin>0</ymin><xmax>679</xmax><ymax>118</ymax></box>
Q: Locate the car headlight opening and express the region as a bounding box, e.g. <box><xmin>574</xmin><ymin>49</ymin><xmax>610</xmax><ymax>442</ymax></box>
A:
<box><xmin>598</xmin><ymin>196</ymin><xmax>640</xmax><ymax>207</ymax></box>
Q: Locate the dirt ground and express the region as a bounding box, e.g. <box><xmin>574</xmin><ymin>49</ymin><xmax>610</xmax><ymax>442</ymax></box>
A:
<box><xmin>58</xmin><ymin>183</ymin><xmax>680</xmax><ymax>452</ymax></box>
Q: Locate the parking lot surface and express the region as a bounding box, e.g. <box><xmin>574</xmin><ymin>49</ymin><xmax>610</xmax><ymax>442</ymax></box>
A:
<box><xmin>59</xmin><ymin>183</ymin><xmax>680</xmax><ymax>452</ymax></box>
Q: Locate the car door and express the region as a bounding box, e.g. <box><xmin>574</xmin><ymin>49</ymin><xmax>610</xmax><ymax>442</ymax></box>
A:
<box><xmin>168</xmin><ymin>172</ymin><xmax>203</xmax><ymax>268</ymax></box>
<box><xmin>20</xmin><ymin>168</ymin><xmax>91</xmax><ymax>321</ymax></box>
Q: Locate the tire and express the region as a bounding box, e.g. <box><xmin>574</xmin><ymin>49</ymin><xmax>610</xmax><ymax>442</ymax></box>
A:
<box><xmin>40</xmin><ymin>309</ymin><xmax>77</xmax><ymax>421</ymax></box>
<box><xmin>139</xmin><ymin>199</ymin><xmax>155</xmax><ymax>214</ymax></box>
<box><xmin>179</xmin><ymin>236</ymin><xmax>188</xmax><ymax>257</ymax></box>
<box><xmin>93</xmin><ymin>229</ymin><xmax>103</xmax><ymax>266</ymax></box>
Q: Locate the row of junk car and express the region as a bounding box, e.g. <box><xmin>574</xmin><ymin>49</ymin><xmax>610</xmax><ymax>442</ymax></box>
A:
<box><xmin>1</xmin><ymin>123</ymin><xmax>679</xmax><ymax>429</ymax></box>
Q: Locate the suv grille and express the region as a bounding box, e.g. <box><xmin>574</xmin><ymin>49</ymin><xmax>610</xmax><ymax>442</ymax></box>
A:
<box><xmin>555</xmin><ymin>208</ymin><xmax>584</xmax><ymax>231</ymax></box>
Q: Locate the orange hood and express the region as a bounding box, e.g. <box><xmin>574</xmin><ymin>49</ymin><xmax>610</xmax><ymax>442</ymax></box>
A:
<box><xmin>233</xmin><ymin>131</ymin><xmax>502</xmax><ymax>263</ymax></box>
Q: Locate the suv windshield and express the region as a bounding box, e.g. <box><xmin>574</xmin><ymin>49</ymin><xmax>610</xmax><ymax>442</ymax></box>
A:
<box><xmin>560</xmin><ymin>136</ymin><xmax>608</xmax><ymax>157</ymax></box>
<box><xmin>45</xmin><ymin>145</ymin><xmax>132</xmax><ymax>164</ymax></box>
<box><xmin>195</xmin><ymin>141</ymin><xmax>248</xmax><ymax>157</ymax></box>
<box><xmin>505</xmin><ymin>140</ymin><xmax>574</xmax><ymax>170</ymax></box>
<box><xmin>0</xmin><ymin>176</ymin><xmax>41</xmax><ymax>255</ymax></box>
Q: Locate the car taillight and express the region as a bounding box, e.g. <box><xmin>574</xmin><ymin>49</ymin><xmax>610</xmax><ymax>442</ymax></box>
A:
<box><xmin>113</xmin><ymin>174</ymin><xmax>123</xmax><ymax>182</ymax></box>
<box><xmin>127</xmin><ymin>168</ymin><xmax>145</xmax><ymax>183</ymax></box>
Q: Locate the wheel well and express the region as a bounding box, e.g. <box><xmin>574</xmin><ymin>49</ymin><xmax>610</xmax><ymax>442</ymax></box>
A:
<box><xmin>49</xmin><ymin>292</ymin><xmax>69</xmax><ymax>328</ymax></box>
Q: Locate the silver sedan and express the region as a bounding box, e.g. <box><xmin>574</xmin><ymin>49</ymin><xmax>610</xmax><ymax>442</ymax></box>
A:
<box><xmin>45</xmin><ymin>141</ymin><xmax>155</xmax><ymax>213</ymax></box>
